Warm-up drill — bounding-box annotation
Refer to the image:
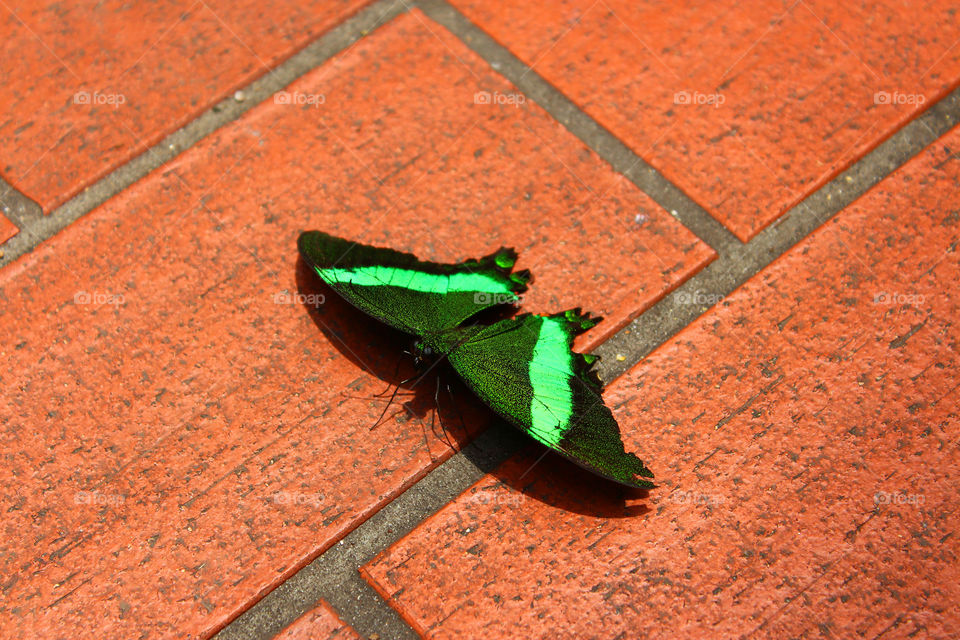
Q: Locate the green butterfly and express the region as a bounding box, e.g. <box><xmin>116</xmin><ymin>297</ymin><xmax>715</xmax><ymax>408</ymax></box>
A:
<box><xmin>298</xmin><ymin>231</ymin><xmax>654</xmax><ymax>488</ymax></box>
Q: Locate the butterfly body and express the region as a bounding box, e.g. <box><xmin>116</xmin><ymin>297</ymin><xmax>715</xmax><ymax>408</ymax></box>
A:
<box><xmin>298</xmin><ymin>231</ymin><xmax>654</xmax><ymax>488</ymax></box>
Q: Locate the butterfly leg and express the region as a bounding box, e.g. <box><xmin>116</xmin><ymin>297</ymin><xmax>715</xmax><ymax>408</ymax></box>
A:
<box><xmin>433</xmin><ymin>373</ymin><xmax>454</xmax><ymax>450</ymax></box>
<box><xmin>419</xmin><ymin>401</ymin><xmax>439</xmax><ymax>463</ymax></box>
<box><xmin>444</xmin><ymin>379</ymin><xmax>469</xmax><ymax>438</ymax></box>
<box><xmin>370</xmin><ymin>371</ymin><xmax>418</xmax><ymax>431</ymax></box>
<box><xmin>372</xmin><ymin>352</ymin><xmax>409</xmax><ymax>397</ymax></box>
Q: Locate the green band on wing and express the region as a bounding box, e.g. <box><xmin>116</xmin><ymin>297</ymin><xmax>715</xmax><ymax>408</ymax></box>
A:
<box><xmin>528</xmin><ymin>317</ymin><xmax>574</xmax><ymax>447</ymax></box>
<box><xmin>316</xmin><ymin>265</ymin><xmax>517</xmax><ymax>297</ymax></box>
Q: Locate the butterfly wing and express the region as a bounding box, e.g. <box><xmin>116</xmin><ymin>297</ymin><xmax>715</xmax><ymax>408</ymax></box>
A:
<box><xmin>298</xmin><ymin>231</ymin><xmax>531</xmax><ymax>336</ymax></box>
<box><xmin>436</xmin><ymin>310</ymin><xmax>654</xmax><ymax>488</ymax></box>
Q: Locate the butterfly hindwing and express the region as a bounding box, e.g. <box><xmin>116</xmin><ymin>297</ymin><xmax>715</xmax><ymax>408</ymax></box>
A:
<box><xmin>298</xmin><ymin>231</ymin><xmax>531</xmax><ymax>336</ymax></box>
<box><xmin>433</xmin><ymin>310</ymin><xmax>654</xmax><ymax>488</ymax></box>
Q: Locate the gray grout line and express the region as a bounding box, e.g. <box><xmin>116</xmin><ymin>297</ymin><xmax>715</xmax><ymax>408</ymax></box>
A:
<box><xmin>596</xmin><ymin>86</ymin><xmax>960</xmax><ymax>380</ymax></box>
<box><xmin>0</xmin><ymin>0</ymin><xmax>407</xmax><ymax>270</ymax></box>
<box><xmin>213</xmin><ymin>423</ymin><xmax>527</xmax><ymax>640</ymax></box>
<box><xmin>416</xmin><ymin>0</ymin><xmax>742</xmax><ymax>256</ymax></box>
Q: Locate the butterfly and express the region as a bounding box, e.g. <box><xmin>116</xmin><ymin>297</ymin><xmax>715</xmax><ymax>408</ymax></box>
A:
<box><xmin>298</xmin><ymin>230</ymin><xmax>654</xmax><ymax>488</ymax></box>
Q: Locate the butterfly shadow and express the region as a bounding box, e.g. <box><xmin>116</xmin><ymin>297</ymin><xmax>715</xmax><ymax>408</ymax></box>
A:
<box><xmin>295</xmin><ymin>256</ymin><xmax>486</xmax><ymax>447</ymax></box>
<box><xmin>460</xmin><ymin>424</ymin><xmax>653</xmax><ymax>519</ymax></box>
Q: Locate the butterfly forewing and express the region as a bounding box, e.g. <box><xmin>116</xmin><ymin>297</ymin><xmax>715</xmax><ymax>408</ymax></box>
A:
<box><xmin>298</xmin><ymin>231</ymin><xmax>530</xmax><ymax>337</ymax></box>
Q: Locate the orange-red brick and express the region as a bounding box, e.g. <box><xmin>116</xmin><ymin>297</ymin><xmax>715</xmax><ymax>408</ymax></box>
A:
<box><xmin>274</xmin><ymin>601</ymin><xmax>359</xmax><ymax>640</ymax></box>
<box><xmin>0</xmin><ymin>213</ymin><xmax>16</xmax><ymax>244</ymax></box>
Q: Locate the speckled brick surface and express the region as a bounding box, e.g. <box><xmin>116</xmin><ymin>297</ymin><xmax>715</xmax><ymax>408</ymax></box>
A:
<box><xmin>273</xmin><ymin>601</ymin><xmax>359</xmax><ymax>640</ymax></box>
<box><xmin>451</xmin><ymin>0</ymin><xmax>960</xmax><ymax>240</ymax></box>
<box><xmin>0</xmin><ymin>11</ymin><xmax>709</xmax><ymax>638</ymax></box>
<box><xmin>362</xmin><ymin>126</ymin><xmax>960</xmax><ymax>638</ymax></box>
<box><xmin>0</xmin><ymin>213</ymin><xmax>16</xmax><ymax>244</ymax></box>
<box><xmin>0</xmin><ymin>0</ymin><xmax>371</xmax><ymax>213</ymax></box>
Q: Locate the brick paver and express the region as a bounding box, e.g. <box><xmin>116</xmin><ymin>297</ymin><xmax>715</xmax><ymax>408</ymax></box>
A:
<box><xmin>363</xmin><ymin>125</ymin><xmax>960</xmax><ymax>638</ymax></box>
<box><xmin>451</xmin><ymin>0</ymin><xmax>960</xmax><ymax>240</ymax></box>
<box><xmin>0</xmin><ymin>213</ymin><xmax>16</xmax><ymax>244</ymax></box>
<box><xmin>0</xmin><ymin>10</ymin><xmax>710</xmax><ymax>638</ymax></box>
<box><xmin>0</xmin><ymin>0</ymin><xmax>371</xmax><ymax>212</ymax></box>
<box><xmin>273</xmin><ymin>601</ymin><xmax>360</xmax><ymax>640</ymax></box>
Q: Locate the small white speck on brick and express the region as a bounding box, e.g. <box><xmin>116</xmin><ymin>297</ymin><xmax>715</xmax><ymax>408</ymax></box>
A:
<box><xmin>234</xmin><ymin>90</ymin><xmax>246</xmax><ymax>102</ymax></box>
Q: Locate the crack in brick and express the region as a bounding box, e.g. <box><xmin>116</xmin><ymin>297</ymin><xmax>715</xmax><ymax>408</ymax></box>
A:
<box><xmin>888</xmin><ymin>317</ymin><xmax>929</xmax><ymax>349</ymax></box>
